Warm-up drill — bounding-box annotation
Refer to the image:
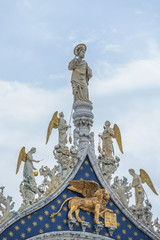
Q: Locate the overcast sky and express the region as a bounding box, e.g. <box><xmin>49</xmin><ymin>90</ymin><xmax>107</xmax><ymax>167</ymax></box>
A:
<box><xmin>0</xmin><ymin>0</ymin><xmax>160</xmax><ymax>220</ymax></box>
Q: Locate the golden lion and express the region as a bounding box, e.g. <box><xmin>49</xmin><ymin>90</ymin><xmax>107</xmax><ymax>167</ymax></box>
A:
<box><xmin>50</xmin><ymin>180</ymin><xmax>113</xmax><ymax>224</ymax></box>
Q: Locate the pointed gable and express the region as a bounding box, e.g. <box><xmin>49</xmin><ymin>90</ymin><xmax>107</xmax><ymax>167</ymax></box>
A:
<box><xmin>0</xmin><ymin>147</ymin><xmax>158</xmax><ymax>240</ymax></box>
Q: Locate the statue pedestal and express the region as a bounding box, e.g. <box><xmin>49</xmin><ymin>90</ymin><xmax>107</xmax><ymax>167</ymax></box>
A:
<box><xmin>94</xmin><ymin>223</ymin><xmax>104</xmax><ymax>234</ymax></box>
<box><xmin>68</xmin><ymin>219</ymin><xmax>77</xmax><ymax>231</ymax></box>
<box><xmin>108</xmin><ymin>226</ymin><xmax>116</xmax><ymax>236</ymax></box>
<box><xmin>72</xmin><ymin>102</ymin><xmax>94</xmax><ymax>157</ymax></box>
<box><xmin>129</xmin><ymin>201</ymin><xmax>153</xmax><ymax>230</ymax></box>
<box><xmin>81</xmin><ymin>221</ymin><xmax>89</xmax><ymax>232</ymax></box>
<box><xmin>98</xmin><ymin>155</ymin><xmax>120</xmax><ymax>184</ymax></box>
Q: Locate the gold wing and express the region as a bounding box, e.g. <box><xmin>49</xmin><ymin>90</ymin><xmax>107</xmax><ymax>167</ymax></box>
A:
<box><xmin>16</xmin><ymin>146</ymin><xmax>26</xmax><ymax>174</ymax></box>
<box><xmin>113</xmin><ymin>124</ymin><xmax>124</xmax><ymax>154</ymax></box>
<box><xmin>140</xmin><ymin>169</ymin><xmax>158</xmax><ymax>195</ymax></box>
<box><xmin>68</xmin><ymin>180</ymin><xmax>99</xmax><ymax>197</ymax></box>
<box><xmin>46</xmin><ymin>111</ymin><xmax>59</xmax><ymax>144</ymax></box>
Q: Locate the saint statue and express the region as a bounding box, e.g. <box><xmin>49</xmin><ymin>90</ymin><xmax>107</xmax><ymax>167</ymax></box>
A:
<box><xmin>68</xmin><ymin>43</ymin><xmax>92</xmax><ymax>103</ymax></box>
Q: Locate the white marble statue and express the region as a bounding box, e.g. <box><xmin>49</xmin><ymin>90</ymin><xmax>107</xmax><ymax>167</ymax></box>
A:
<box><xmin>99</xmin><ymin>121</ymin><xmax>123</xmax><ymax>159</ymax></box>
<box><xmin>99</xmin><ymin>121</ymin><xmax>115</xmax><ymax>159</ymax></box>
<box><xmin>111</xmin><ymin>176</ymin><xmax>132</xmax><ymax>207</ymax></box>
<box><xmin>154</xmin><ymin>218</ymin><xmax>160</xmax><ymax>236</ymax></box>
<box><xmin>23</xmin><ymin>148</ymin><xmax>40</xmax><ymax>186</ymax></box>
<box><xmin>58</xmin><ymin>112</ymin><xmax>70</xmax><ymax>147</ymax></box>
<box><xmin>129</xmin><ymin>169</ymin><xmax>145</xmax><ymax>207</ymax></box>
<box><xmin>68</xmin><ymin>43</ymin><xmax>92</xmax><ymax>103</ymax></box>
<box><xmin>46</xmin><ymin>111</ymin><xmax>73</xmax><ymax>179</ymax></box>
<box><xmin>16</xmin><ymin>147</ymin><xmax>40</xmax><ymax>184</ymax></box>
<box><xmin>16</xmin><ymin>147</ymin><xmax>41</xmax><ymax>211</ymax></box>
<box><xmin>129</xmin><ymin>169</ymin><xmax>158</xmax><ymax>208</ymax></box>
<box><xmin>46</xmin><ymin>111</ymin><xmax>70</xmax><ymax>148</ymax></box>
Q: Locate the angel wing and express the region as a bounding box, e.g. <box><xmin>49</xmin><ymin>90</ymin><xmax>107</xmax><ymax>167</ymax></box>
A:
<box><xmin>16</xmin><ymin>146</ymin><xmax>26</xmax><ymax>174</ymax></box>
<box><xmin>68</xmin><ymin>180</ymin><xmax>99</xmax><ymax>197</ymax></box>
<box><xmin>46</xmin><ymin>111</ymin><xmax>59</xmax><ymax>144</ymax></box>
<box><xmin>140</xmin><ymin>169</ymin><xmax>158</xmax><ymax>195</ymax></box>
<box><xmin>113</xmin><ymin>124</ymin><xmax>123</xmax><ymax>154</ymax></box>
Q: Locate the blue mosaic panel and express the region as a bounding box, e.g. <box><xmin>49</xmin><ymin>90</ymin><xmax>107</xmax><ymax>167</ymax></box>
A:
<box><xmin>0</xmin><ymin>156</ymin><xmax>151</xmax><ymax>240</ymax></box>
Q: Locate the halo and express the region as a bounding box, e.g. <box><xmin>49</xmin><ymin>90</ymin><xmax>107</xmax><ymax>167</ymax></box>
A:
<box><xmin>74</xmin><ymin>43</ymin><xmax>87</xmax><ymax>56</ymax></box>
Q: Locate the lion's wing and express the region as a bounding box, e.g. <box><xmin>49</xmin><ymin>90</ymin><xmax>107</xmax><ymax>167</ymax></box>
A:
<box><xmin>68</xmin><ymin>180</ymin><xmax>99</xmax><ymax>197</ymax></box>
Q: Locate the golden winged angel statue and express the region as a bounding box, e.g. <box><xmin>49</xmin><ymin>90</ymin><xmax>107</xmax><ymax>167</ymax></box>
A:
<box><xmin>50</xmin><ymin>180</ymin><xmax>117</xmax><ymax>227</ymax></box>
<box><xmin>129</xmin><ymin>168</ymin><xmax>158</xmax><ymax>207</ymax></box>
<box><xmin>99</xmin><ymin>121</ymin><xmax>123</xmax><ymax>159</ymax></box>
<box><xmin>46</xmin><ymin>111</ymin><xmax>70</xmax><ymax>147</ymax></box>
<box><xmin>16</xmin><ymin>147</ymin><xmax>40</xmax><ymax>184</ymax></box>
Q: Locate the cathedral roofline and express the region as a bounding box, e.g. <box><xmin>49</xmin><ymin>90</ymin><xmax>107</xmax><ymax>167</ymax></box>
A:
<box><xmin>0</xmin><ymin>144</ymin><xmax>159</xmax><ymax>239</ymax></box>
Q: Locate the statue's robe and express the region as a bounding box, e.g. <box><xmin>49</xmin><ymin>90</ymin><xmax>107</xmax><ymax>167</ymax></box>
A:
<box><xmin>69</xmin><ymin>59</ymin><xmax>92</xmax><ymax>103</ymax></box>
<box><xmin>23</xmin><ymin>154</ymin><xmax>37</xmax><ymax>189</ymax></box>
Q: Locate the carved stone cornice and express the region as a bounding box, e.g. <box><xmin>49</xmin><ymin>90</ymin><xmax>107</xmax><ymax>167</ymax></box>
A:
<box><xmin>27</xmin><ymin>230</ymin><xmax>113</xmax><ymax>240</ymax></box>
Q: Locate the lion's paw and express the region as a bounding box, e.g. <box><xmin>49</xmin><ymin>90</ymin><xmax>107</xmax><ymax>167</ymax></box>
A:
<box><xmin>97</xmin><ymin>221</ymin><xmax>102</xmax><ymax>224</ymax></box>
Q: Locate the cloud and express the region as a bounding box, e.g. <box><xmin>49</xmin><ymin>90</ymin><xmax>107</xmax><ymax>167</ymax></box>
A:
<box><xmin>135</xmin><ymin>10</ymin><xmax>146</xmax><ymax>15</ymax></box>
<box><xmin>49</xmin><ymin>73</ymin><xmax>69</xmax><ymax>81</ymax></box>
<box><xmin>0</xmin><ymin>79</ymin><xmax>72</xmax><ymax>209</ymax></box>
<box><xmin>1</xmin><ymin>45</ymin><xmax>160</xmax><ymax>221</ymax></box>
<box><xmin>92</xmin><ymin>93</ymin><xmax>160</xmax><ymax>219</ymax></box>
<box><xmin>89</xmin><ymin>49</ymin><xmax>160</xmax><ymax>219</ymax></box>
<box><xmin>30</xmin><ymin>22</ymin><xmax>61</xmax><ymax>42</ymax></box>
<box><xmin>23</xmin><ymin>0</ymin><xmax>31</xmax><ymax>9</ymax></box>
<box><xmin>91</xmin><ymin>51</ymin><xmax>160</xmax><ymax>96</ymax></box>
<box><xmin>0</xmin><ymin>80</ymin><xmax>69</xmax><ymax>123</ymax></box>
<box><xmin>68</xmin><ymin>30</ymin><xmax>79</xmax><ymax>41</ymax></box>
<box><xmin>104</xmin><ymin>44</ymin><xmax>122</xmax><ymax>52</ymax></box>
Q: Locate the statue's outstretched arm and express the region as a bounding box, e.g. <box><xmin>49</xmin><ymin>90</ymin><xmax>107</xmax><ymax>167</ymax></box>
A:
<box><xmin>32</xmin><ymin>166</ymin><xmax>37</xmax><ymax>170</ymax></box>
<box><xmin>31</xmin><ymin>159</ymin><xmax>40</xmax><ymax>163</ymax></box>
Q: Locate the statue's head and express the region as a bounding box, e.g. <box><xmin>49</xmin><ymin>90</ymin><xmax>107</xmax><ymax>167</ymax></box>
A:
<box><xmin>129</xmin><ymin>169</ymin><xmax>135</xmax><ymax>176</ymax></box>
<box><xmin>105</xmin><ymin>120</ymin><xmax>111</xmax><ymax>127</ymax></box>
<box><xmin>94</xmin><ymin>189</ymin><xmax>110</xmax><ymax>202</ymax></box>
<box><xmin>103</xmin><ymin>189</ymin><xmax>110</xmax><ymax>202</ymax></box>
<box><xmin>30</xmin><ymin>147</ymin><xmax>36</xmax><ymax>153</ymax></box>
<box><xmin>59</xmin><ymin>112</ymin><xmax>64</xmax><ymax>118</ymax></box>
<box><xmin>79</xmin><ymin>49</ymin><xmax>85</xmax><ymax>59</ymax></box>
<box><xmin>74</xmin><ymin>43</ymin><xmax>87</xmax><ymax>58</ymax></box>
<box><xmin>114</xmin><ymin>176</ymin><xmax>119</xmax><ymax>183</ymax></box>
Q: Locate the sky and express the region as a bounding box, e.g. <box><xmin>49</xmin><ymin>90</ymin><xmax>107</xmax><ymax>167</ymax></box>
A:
<box><xmin>0</xmin><ymin>0</ymin><xmax>160</xmax><ymax>222</ymax></box>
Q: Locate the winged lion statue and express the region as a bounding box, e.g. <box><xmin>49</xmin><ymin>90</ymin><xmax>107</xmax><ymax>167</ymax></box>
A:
<box><xmin>50</xmin><ymin>180</ymin><xmax>116</xmax><ymax>226</ymax></box>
